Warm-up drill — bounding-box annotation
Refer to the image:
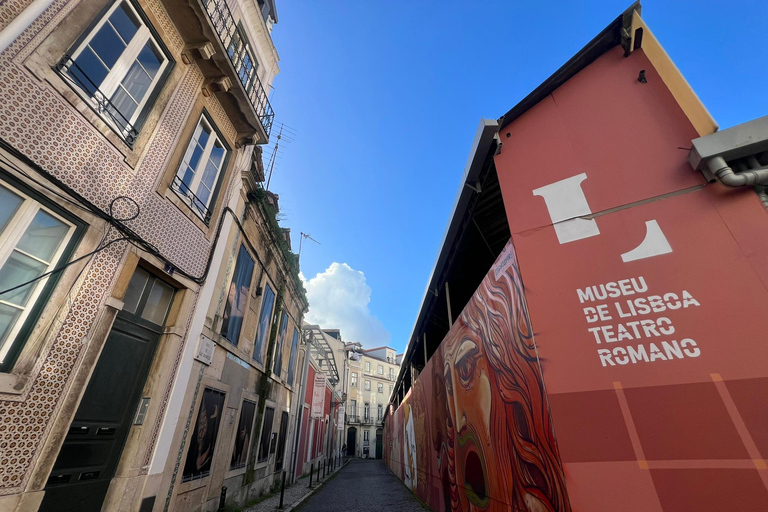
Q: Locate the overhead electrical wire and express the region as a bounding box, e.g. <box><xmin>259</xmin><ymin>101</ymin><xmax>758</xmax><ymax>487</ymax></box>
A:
<box><xmin>0</xmin><ymin>137</ymin><xmax>305</xmax><ymax>306</ymax></box>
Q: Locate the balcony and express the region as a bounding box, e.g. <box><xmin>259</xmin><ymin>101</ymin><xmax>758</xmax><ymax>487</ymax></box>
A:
<box><xmin>361</xmin><ymin>416</ymin><xmax>373</xmax><ymax>426</ymax></box>
<box><xmin>346</xmin><ymin>415</ymin><xmax>360</xmax><ymax>424</ymax></box>
<box><xmin>164</xmin><ymin>0</ymin><xmax>274</xmax><ymax>145</ymax></box>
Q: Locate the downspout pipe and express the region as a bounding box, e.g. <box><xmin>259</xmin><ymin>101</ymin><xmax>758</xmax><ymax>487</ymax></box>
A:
<box><xmin>0</xmin><ymin>0</ymin><xmax>57</xmax><ymax>54</ymax></box>
<box><xmin>707</xmin><ymin>155</ymin><xmax>768</xmax><ymax>187</ymax></box>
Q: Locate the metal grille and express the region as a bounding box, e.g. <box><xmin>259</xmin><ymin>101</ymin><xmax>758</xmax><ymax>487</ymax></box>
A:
<box><xmin>54</xmin><ymin>54</ymin><xmax>139</xmax><ymax>146</ymax></box>
<box><xmin>202</xmin><ymin>0</ymin><xmax>274</xmax><ymax>139</ymax></box>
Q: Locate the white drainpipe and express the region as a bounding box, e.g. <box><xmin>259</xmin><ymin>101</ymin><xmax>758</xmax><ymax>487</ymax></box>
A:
<box><xmin>0</xmin><ymin>0</ymin><xmax>57</xmax><ymax>54</ymax></box>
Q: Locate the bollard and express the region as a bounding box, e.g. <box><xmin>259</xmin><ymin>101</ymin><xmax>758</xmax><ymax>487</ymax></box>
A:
<box><xmin>218</xmin><ymin>486</ymin><xmax>227</xmax><ymax>512</ymax></box>
<box><xmin>322</xmin><ymin>459</ymin><xmax>325</xmax><ymax>478</ymax></box>
<box><xmin>316</xmin><ymin>460</ymin><xmax>320</xmax><ymax>482</ymax></box>
<box><xmin>308</xmin><ymin>462</ymin><xmax>314</xmax><ymax>487</ymax></box>
<box><xmin>278</xmin><ymin>471</ymin><xmax>287</xmax><ymax>509</ymax></box>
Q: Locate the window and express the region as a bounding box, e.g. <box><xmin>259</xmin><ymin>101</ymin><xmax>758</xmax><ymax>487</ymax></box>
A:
<box><xmin>389</xmin><ymin>385</ymin><xmax>393</xmax><ymax>396</ymax></box>
<box><xmin>122</xmin><ymin>267</ymin><xmax>175</xmax><ymax>324</ymax></box>
<box><xmin>253</xmin><ymin>283</ymin><xmax>275</xmax><ymax>362</ymax></box>
<box><xmin>286</xmin><ymin>327</ymin><xmax>299</xmax><ymax>385</ymax></box>
<box><xmin>220</xmin><ymin>245</ymin><xmax>253</xmax><ymax>345</ymax></box>
<box><xmin>172</xmin><ymin>114</ymin><xmax>230</xmax><ymax>222</ymax></box>
<box><xmin>377</xmin><ymin>383</ymin><xmax>383</xmax><ymax>394</ymax></box>
<box><xmin>364</xmin><ymin>380</ymin><xmax>370</xmax><ymax>391</ymax></box>
<box><xmin>0</xmin><ymin>178</ymin><xmax>83</xmax><ymax>372</ymax></box>
<box><xmin>258</xmin><ymin>406</ymin><xmax>275</xmax><ymax>462</ymax></box>
<box><xmin>364</xmin><ymin>403</ymin><xmax>370</xmax><ymax>421</ymax></box>
<box><xmin>57</xmin><ymin>0</ymin><xmax>171</xmax><ymax>145</ymax></box>
<box><xmin>274</xmin><ymin>411</ymin><xmax>289</xmax><ymax>470</ymax></box>
<box><xmin>183</xmin><ymin>387</ymin><xmax>226</xmax><ymax>481</ymax></box>
<box><xmin>349</xmin><ymin>400</ymin><xmax>356</xmax><ymax>418</ymax></box>
<box><xmin>363</xmin><ymin>430</ymin><xmax>370</xmax><ymax>447</ymax></box>
<box><xmin>377</xmin><ymin>404</ymin><xmax>383</xmax><ymax>421</ymax></box>
<box><xmin>365</xmin><ymin>361</ymin><xmax>370</xmax><ymax>373</ymax></box>
<box><xmin>226</xmin><ymin>23</ymin><xmax>259</xmax><ymax>93</ymax></box>
<box><xmin>350</xmin><ymin>372</ymin><xmax>357</xmax><ymax>387</ymax></box>
<box><xmin>272</xmin><ymin>311</ymin><xmax>288</xmax><ymax>376</ymax></box>
<box><xmin>389</xmin><ymin>368</ymin><xmax>394</xmax><ymax>380</ymax></box>
<box><xmin>230</xmin><ymin>400</ymin><xmax>256</xmax><ymax>469</ymax></box>
<box><xmin>377</xmin><ymin>364</ymin><xmax>383</xmax><ymax>375</ymax></box>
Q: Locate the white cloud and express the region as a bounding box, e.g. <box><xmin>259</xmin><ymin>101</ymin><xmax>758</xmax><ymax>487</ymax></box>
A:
<box><xmin>302</xmin><ymin>262</ymin><xmax>391</xmax><ymax>347</ymax></box>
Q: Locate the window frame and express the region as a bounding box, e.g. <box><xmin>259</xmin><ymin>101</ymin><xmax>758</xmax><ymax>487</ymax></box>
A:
<box><xmin>377</xmin><ymin>364</ymin><xmax>383</xmax><ymax>375</ymax></box>
<box><xmin>350</xmin><ymin>372</ymin><xmax>357</xmax><ymax>387</ymax></box>
<box><xmin>0</xmin><ymin>172</ymin><xmax>86</xmax><ymax>373</ymax></box>
<box><xmin>286</xmin><ymin>327</ymin><xmax>299</xmax><ymax>385</ymax></box>
<box><xmin>377</xmin><ymin>383</ymin><xmax>383</xmax><ymax>394</ymax></box>
<box><xmin>257</xmin><ymin>406</ymin><xmax>275</xmax><ymax>462</ymax></box>
<box><xmin>171</xmin><ymin>110</ymin><xmax>232</xmax><ymax>224</ymax></box>
<box><xmin>229</xmin><ymin>398</ymin><xmax>257</xmax><ymax>470</ymax></box>
<box><xmin>253</xmin><ymin>282</ymin><xmax>275</xmax><ymax>363</ymax></box>
<box><xmin>364</xmin><ymin>379</ymin><xmax>370</xmax><ymax>391</ymax></box>
<box><xmin>57</xmin><ymin>0</ymin><xmax>175</xmax><ymax>146</ymax></box>
<box><xmin>220</xmin><ymin>244</ymin><xmax>254</xmax><ymax>345</ymax></box>
<box><xmin>365</xmin><ymin>361</ymin><xmax>370</xmax><ymax>373</ymax></box>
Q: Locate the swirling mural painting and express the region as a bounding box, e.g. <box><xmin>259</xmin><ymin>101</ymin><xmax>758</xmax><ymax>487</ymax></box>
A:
<box><xmin>385</xmin><ymin>241</ymin><xmax>571</xmax><ymax>511</ymax></box>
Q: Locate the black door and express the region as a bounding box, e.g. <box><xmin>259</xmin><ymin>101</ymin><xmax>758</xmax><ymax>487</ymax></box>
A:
<box><xmin>346</xmin><ymin>427</ymin><xmax>356</xmax><ymax>457</ymax></box>
<box><xmin>40</xmin><ymin>268</ymin><xmax>174</xmax><ymax>512</ymax></box>
<box><xmin>375</xmin><ymin>429</ymin><xmax>383</xmax><ymax>459</ymax></box>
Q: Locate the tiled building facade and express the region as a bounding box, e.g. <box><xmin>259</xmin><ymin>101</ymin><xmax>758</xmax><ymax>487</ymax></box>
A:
<box><xmin>0</xmin><ymin>0</ymin><xmax>297</xmax><ymax>510</ymax></box>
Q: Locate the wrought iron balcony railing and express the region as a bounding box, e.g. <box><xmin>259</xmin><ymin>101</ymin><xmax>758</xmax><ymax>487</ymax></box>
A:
<box><xmin>54</xmin><ymin>54</ymin><xmax>139</xmax><ymax>147</ymax></box>
<box><xmin>202</xmin><ymin>0</ymin><xmax>274</xmax><ymax>139</ymax></box>
<box><xmin>347</xmin><ymin>415</ymin><xmax>360</xmax><ymax>424</ymax></box>
<box><xmin>362</xmin><ymin>416</ymin><xmax>373</xmax><ymax>425</ymax></box>
<box><xmin>171</xmin><ymin>175</ymin><xmax>213</xmax><ymax>223</ymax></box>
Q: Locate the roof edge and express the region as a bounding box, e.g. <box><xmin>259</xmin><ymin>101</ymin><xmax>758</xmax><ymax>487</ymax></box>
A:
<box><xmin>499</xmin><ymin>1</ymin><xmax>640</xmax><ymax>131</ymax></box>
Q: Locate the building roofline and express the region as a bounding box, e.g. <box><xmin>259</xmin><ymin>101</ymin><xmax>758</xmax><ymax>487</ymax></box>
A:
<box><xmin>499</xmin><ymin>1</ymin><xmax>639</xmax><ymax>131</ymax></box>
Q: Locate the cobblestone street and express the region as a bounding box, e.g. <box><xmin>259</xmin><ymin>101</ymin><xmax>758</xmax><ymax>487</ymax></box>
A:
<box><xmin>296</xmin><ymin>459</ymin><xmax>425</xmax><ymax>512</ymax></box>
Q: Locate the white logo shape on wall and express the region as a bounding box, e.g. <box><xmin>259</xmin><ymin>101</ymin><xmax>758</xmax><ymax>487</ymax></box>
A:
<box><xmin>620</xmin><ymin>220</ymin><xmax>672</xmax><ymax>262</ymax></box>
<box><xmin>533</xmin><ymin>173</ymin><xmax>600</xmax><ymax>244</ymax></box>
<box><xmin>533</xmin><ymin>174</ymin><xmax>672</xmax><ymax>262</ymax></box>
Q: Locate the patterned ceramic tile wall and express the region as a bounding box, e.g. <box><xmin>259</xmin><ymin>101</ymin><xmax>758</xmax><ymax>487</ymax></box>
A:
<box><xmin>0</xmin><ymin>0</ymin><xmax>242</xmax><ymax>495</ymax></box>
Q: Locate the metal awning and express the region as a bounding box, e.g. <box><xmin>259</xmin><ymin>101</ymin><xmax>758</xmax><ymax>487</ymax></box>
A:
<box><xmin>303</xmin><ymin>325</ymin><xmax>340</xmax><ymax>386</ymax></box>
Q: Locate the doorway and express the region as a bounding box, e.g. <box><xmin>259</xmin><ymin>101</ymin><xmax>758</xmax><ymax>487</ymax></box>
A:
<box><xmin>40</xmin><ymin>268</ymin><xmax>175</xmax><ymax>512</ymax></box>
<box><xmin>346</xmin><ymin>427</ymin><xmax>356</xmax><ymax>457</ymax></box>
<box><xmin>375</xmin><ymin>428</ymin><xmax>383</xmax><ymax>459</ymax></box>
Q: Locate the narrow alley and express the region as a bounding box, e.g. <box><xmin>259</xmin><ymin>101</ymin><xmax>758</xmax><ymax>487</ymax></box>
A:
<box><xmin>297</xmin><ymin>460</ymin><xmax>424</xmax><ymax>512</ymax></box>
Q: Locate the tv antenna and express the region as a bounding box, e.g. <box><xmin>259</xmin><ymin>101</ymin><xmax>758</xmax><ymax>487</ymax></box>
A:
<box><xmin>298</xmin><ymin>232</ymin><xmax>320</xmax><ymax>263</ymax></box>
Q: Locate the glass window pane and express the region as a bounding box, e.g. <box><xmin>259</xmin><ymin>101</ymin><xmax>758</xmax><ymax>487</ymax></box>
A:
<box><xmin>141</xmin><ymin>279</ymin><xmax>174</xmax><ymax>324</ymax></box>
<box><xmin>253</xmin><ymin>284</ymin><xmax>275</xmax><ymax>362</ymax></box>
<box><xmin>0</xmin><ymin>185</ymin><xmax>24</xmax><ymax>233</ymax></box>
<box><xmin>121</xmin><ymin>63</ymin><xmax>152</xmax><ymax>103</ymax></box>
<box><xmin>110</xmin><ymin>84</ymin><xmax>140</xmax><ymax>122</ymax></box>
<box><xmin>0</xmin><ymin>251</ymin><xmax>48</xmax><ymax>306</ymax></box>
<box><xmin>123</xmin><ymin>267</ymin><xmax>149</xmax><ymax>314</ymax></box>
<box><xmin>137</xmin><ymin>43</ymin><xmax>162</xmax><ymax>79</ymax></box>
<box><xmin>208</xmin><ymin>143</ymin><xmax>225</xmax><ymax>170</ymax></box>
<box><xmin>221</xmin><ymin>246</ymin><xmax>254</xmax><ymax>344</ymax></box>
<box><xmin>89</xmin><ymin>24</ymin><xmax>127</xmax><ymax>71</ymax></box>
<box><xmin>195</xmin><ymin>184</ymin><xmax>211</xmax><ymax>210</ymax></box>
<box><xmin>16</xmin><ymin>210</ymin><xmax>69</xmax><ymax>262</ymax></box>
<box><xmin>198</xmin><ymin>159</ymin><xmax>220</xmax><ymax>194</ymax></box>
<box><xmin>197</xmin><ymin>124</ymin><xmax>211</xmax><ymax>149</ymax></box>
<box><xmin>109</xmin><ymin>2</ymin><xmax>140</xmax><ymax>43</ymax></box>
<box><xmin>186</xmin><ymin>145</ymin><xmax>205</xmax><ymax>178</ymax></box>
<box><xmin>71</xmin><ymin>47</ymin><xmax>109</xmax><ymax>95</ymax></box>
<box><xmin>0</xmin><ymin>303</ymin><xmax>22</xmax><ymax>356</ymax></box>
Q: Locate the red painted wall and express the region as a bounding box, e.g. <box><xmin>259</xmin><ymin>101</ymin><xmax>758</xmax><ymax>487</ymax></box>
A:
<box><xmin>494</xmin><ymin>46</ymin><xmax>768</xmax><ymax>510</ymax></box>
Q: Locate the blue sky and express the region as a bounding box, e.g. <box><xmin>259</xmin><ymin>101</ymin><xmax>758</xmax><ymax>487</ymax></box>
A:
<box><xmin>265</xmin><ymin>0</ymin><xmax>768</xmax><ymax>352</ymax></box>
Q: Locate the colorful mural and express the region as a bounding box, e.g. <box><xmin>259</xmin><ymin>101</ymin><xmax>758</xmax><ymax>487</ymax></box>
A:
<box><xmin>385</xmin><ymin>241</ymin><xmax>571</xmax><ymax>511</ymax></box>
